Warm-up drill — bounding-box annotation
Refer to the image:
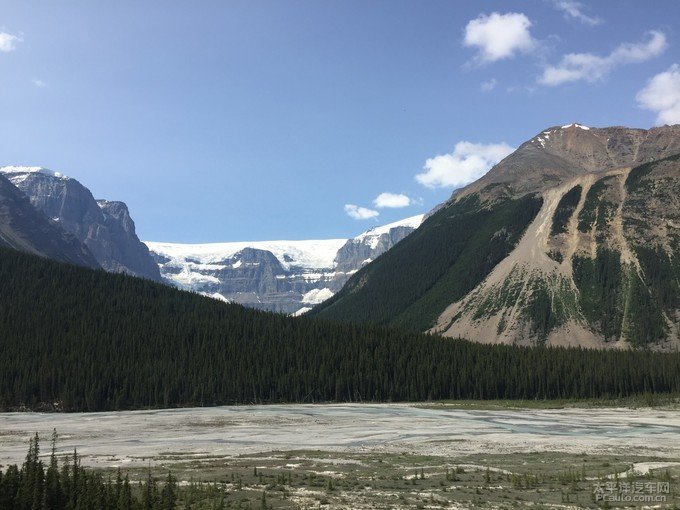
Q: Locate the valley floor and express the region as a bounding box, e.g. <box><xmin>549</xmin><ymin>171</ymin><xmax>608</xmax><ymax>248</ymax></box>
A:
<box><xmin>1</xmin><ymin>403</ymin><xmax>678</xmax><ymax>508</ymax></box>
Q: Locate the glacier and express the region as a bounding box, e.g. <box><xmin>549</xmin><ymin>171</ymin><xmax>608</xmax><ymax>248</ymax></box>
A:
<box><xmin>146</xmin><ymin>214</ymin><xmax>424</xmax><ymax>314</ymax></box>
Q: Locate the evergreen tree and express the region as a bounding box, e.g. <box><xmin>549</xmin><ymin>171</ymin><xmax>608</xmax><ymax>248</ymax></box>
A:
<box><xmin>160</xmin><ymin>472</ymin><xmax>177</xmax><ymax>510</ymax></box>
<box><xmin>117</xmin><ymin>474</ymin><xmax>132</xmax><ymax>510</ymax></box>
<box><xmin>16</xmin><ymin>434</ymin><xmax>41</xmax><ymax>510</ymax></box>
<box><xmin>44</xmin><ymin>429</ymin><xmax>63</xmax><ymax>510</ymax></box>
<box><xmin>0</xmin><ymin>464</ymin><xmax>20</xmax><ymax>510</ymax></box>
<box><xmin>68</xmin><ymin>450</ymin><xmax>78</xmax><ymax>510</ymax></box>
<box><xmin>141</xmin><ymin>467</ymin><xmax>157</xmax><ymax>510</ymax></box>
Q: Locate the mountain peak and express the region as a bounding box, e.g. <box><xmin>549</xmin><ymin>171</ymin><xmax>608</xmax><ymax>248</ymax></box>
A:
<box><xmin>0</xmin><ymin>166</ymin><xmax>69</xmax><ymax>180</ymax></box>
<box><xmin>560</xmin><ymin>123</ymin><xmax>590</xmax><ymax>130</ymax></box>
<box><xmin>353</xmin><ymin>214</ymin><xmax>424</xmax><ymax>241</ymax></box>
<box><xmin>0</xmin><ymin>174</ymin><xmax>99</xmax><ymax>268</ymax></box>
<box><xmin>528</xmin><ymin>123</ymin><xmax>593</xmax><ymax>149</ymax></box>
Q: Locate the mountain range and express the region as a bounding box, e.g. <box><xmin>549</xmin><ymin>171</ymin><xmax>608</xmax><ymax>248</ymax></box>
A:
<box><xmin>2</xmin><ymin>122</ymin><xmax>679</xmax><ymax>349</ymax></box>
<box><xmin>0</xmin><ymin>164</ymin><xmax>422</xmax><ymax>315</ymax></box>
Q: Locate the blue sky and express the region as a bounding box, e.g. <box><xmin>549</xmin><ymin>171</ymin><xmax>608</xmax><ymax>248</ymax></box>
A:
<box><xmin>0</xmin><ymin>0</ymin><xmax>678</xmax><ymax>242</ymax></box>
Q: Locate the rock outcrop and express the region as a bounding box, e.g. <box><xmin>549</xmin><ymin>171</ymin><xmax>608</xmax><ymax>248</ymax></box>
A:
<box><xmin>0</xmin><ymin>167</ymin><xmax>162</xmax><ymax>281</ymax></box>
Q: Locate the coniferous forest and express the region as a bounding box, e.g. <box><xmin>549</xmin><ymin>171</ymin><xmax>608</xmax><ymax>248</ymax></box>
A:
<box><xmin>1</xmin><ymin>246</ymin><xmax>680</xmax><ymax>412</ymax></box>
<box><xmin>0</xmin><ymin>432</ymin><xmax>197</xmax><ymax>510</ymax></box>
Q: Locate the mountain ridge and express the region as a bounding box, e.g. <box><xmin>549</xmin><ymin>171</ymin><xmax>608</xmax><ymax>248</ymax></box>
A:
<box><xmin>313</xmin><ymin>123</ymin><xmax>680</xmax><ymax>349</ymax></box>
<box><xmin>454</xmin><ymin>123</ymin><xmax>680</xmax><ymax>202</ymax></box>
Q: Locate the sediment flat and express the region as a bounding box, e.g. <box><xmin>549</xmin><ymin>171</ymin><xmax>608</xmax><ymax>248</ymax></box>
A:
<box><xmin>1</xmin><ymin>404</ymin><xmax>677</xmax><ymax>467</ymax></box>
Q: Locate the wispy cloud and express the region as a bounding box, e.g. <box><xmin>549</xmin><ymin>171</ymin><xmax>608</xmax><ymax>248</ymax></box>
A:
<box><xmin>463</xmin><ymin>12</ymin><xmax>536</xmax><ymax>63</ymax></box>
<box><xmin>344</xmin><ymin>204</ymin><xmax>379</xmax><ymax>220</ymax></box>
<box><xmin>481</xmin><ymin>78</ymin><xmax>497</xmax><ymax>91</ymax></box>
<box><xmin>637</xmin><ymin>64</ymin><xmax>680</xmax><ymax>125</ymax></box>
<box><xmin>0</xmin><ymin>32</ymin><xmax>21</xmax><ymax>53</ymax></box>
<box><xmin>373</xmin><ymin>193</ymin><xmax>411</xmax><ymax>209</ymax></box>
<box><xmin>552</xmin><ymin>0</ymin><xmax>602</xmax><ymax>26</ymax></box>
<box><xmin>539</xmin><ymin>30</ymin><xmax>667</xmax><ymax>86</ymax></box>
<box><xmin>415</xmin><ymin>141</ymin><xmax>514</xmax><ymax>189</ymax></box>
<box><xmin>33</xmin><ymin>79</ymin><xmax>47</xmax><ymax>88</ymax></box>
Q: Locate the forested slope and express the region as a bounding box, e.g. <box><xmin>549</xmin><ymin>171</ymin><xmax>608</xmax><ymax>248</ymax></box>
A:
<box><xmin>1</xmin><ymin>247</ymin><xmax>680</xmax><ymax>411</ymax></box>
<box><xmin>311</xmin><ymin>193</ymin><xmax>543</xmax><ymax>331</ymax></box>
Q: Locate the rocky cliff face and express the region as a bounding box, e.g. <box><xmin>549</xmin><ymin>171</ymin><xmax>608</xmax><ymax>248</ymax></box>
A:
<box><xmin>334</xmin><ymin>216</ymin><xmax>423</xmax><ymax>272</ymax></box>
<box><xmin>0</xmin><ymin>173</ymin><xmax>99</xmax><ymax>268</ymax></box>
<box><xmin>148</xmin><ymin>239</ymin><xmax>346</xmax><ymax>313</ymax></box>
<box><xmin>95</xmin><ymin>200</ymin><xmax>163</xmax><ymax>279</ymax></box>
<box><xmin>146</xmin><ymin>215</ymin><xmax>424</xmax><ymax>314</ymax></box>
<box><xmin>314</xmin><ymin>124</ymin><xmax>680</xmax><ymax>349</ymax></box>
<box><xmin>0</xmin><ymin>167</ymin><xmax>161</xmax><ymax>282</ymax></box>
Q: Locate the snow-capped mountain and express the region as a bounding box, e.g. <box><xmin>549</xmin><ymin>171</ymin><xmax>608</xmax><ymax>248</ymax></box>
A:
<box><xmin>0</xmin><ymin>166</ymin><xmax>162</xmax><ymax>281</ymax></box>
<box><xmin>334</xmin><ymin>215</ymin><xmax>423</xmax><ymax>272</ymax></box>
<box><xmin>146</xmin><ymin>214</ymin><xmax>424</xmax><ymax>314</ymax></box>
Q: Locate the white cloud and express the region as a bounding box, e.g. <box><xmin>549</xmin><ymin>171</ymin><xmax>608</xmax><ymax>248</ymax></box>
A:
<box><xmin>373</xmin><ymin>192</ymin><xmax>411</xmax><ymax>209</ymax></box>
<box><xmin>463</xmin><ymin>12</ymin><xmax>536</xmax><ymax>63</ymax></box>
<box><xmin>637</xmin><ymin>64</ymin><xmax>680</xmax><ymax>125</ymax></box>
<box><xmin>539</xmin><ymin>30</ymin><xmax>667</xmax><ymax>86</ymax></box>
<box><xmin>553</xmin><ymin>0</ymin><xmax>602</xmax><ymax>26</ymax></box>
<box><xmin>0</xmin><ymin>32</ymin><xmax>21</xmax><ymax>53</ymax></box>
<box><xmin>415</xmin><ymin>141</ymin><xmax>514</xmax><ymax>189</ymax></box>
<box><xmin>344</xmin><ymin>204</ymin><xmax>379</xmax><ymax>220</ymax></box>
<box><xmin>33</xmin><ymin>79</ymin><xmax>46</xmax><ymax>88</ymax></box>
<box><xmin>481</xmin><ymin>78</ymin><xmax>497</xmax><ymax>91</ymax></box>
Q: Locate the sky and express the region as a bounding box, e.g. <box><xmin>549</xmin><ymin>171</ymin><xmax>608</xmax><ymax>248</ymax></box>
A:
<box><xmin>0</xmin><ymin>0</ymin><xmax>678</xmax><ymax>242</ymax></box>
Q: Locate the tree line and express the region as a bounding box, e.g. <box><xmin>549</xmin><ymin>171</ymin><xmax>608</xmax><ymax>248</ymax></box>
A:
<box><xmin>0</xmin><ymin>432</ymin><xmax>179</xmax><ymax>510</ymax></box>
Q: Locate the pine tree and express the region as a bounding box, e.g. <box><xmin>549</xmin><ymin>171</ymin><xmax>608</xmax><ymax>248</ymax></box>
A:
<box><xmin>44</xmin><ymin>429</ymin><xmax>63</xmax><ymax>510</ymax></box>
<box><xmin>31</xmin><ymin>461</ymin><xmax>44</xmax><ymax>510</ymax></box>
<box><xmin>0</xmin><ymin>464</ymin><xmax>20</xmax><ymax>509</ymax></box>
<box><xmin>69</xmin><ymin>449</ymin><xmax>79</xmax><ymax>510</ymax></box>
<box><xmin>117</xmin><ymin>474</ymin><xmax>132</xmax><ymax>510</ymax></box>
<box><xmin>141</xmin><ymin>467</ymin><xmax>157</xmax><ymax>510</ymax></box>
<box><xmin>16</xmin><ymin>434</ymin><xmax>41</xmax><ymax>510</ymax></box>
<box><xmin>160</xmin><ymin>472</ymin><xmax>177</xmax><ymax>510</ymax></box>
